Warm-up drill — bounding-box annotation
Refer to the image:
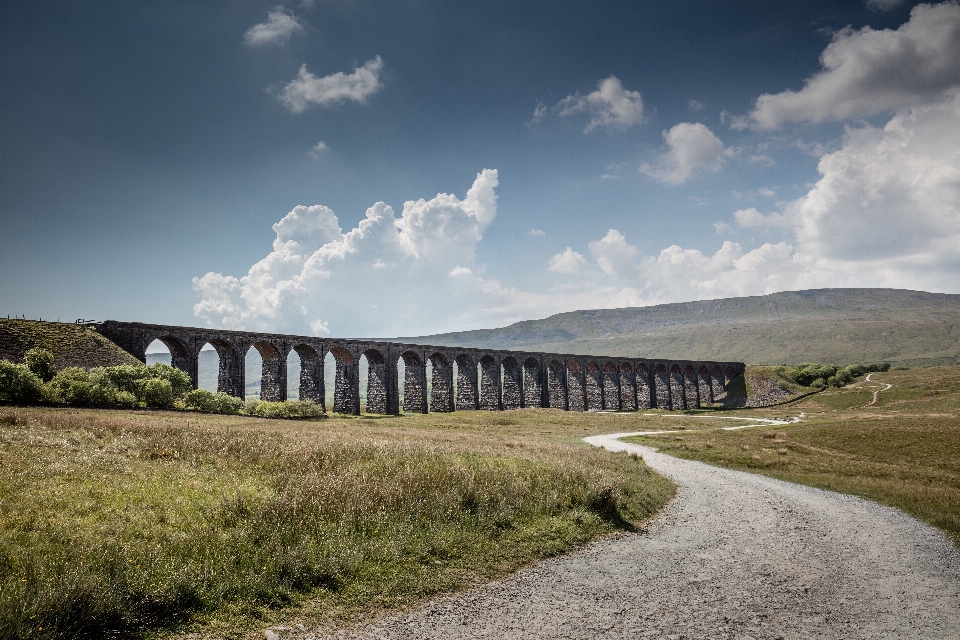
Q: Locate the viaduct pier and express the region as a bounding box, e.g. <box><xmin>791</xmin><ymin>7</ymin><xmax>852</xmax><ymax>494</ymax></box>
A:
<box><xmin>95</xmin><ymin>320</ymin><xmax>745</xmax><ymax>415</ymax></box>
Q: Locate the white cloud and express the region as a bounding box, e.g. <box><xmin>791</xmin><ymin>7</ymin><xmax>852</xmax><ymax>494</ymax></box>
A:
<box><xmin>547</xmin><ymin>248</ymin><xmax>590</xmax><ymax>274</ymax></box>
<box><xmin>713</xmin><ymin>221</ymin><xmax>734</xmax><ymax>236</ymax></box>
<box><xmin>744</xmin><ymin>2</ymin><xmax>960</xmax><ymax>129</ymax></box>
<box><xmin>588</xmin><ymin>229</ymin><xmax>639</xmax><ymax>280</ymax></box>
<box><xmin>640</xmin><ymin>122</ymin><xmax>727</xmax><ymax>185</ymax></box>
<box><xmin>280</xmin><ymin>56</ymin><xmax>383</xmax><ymax>113</ymax></box>
<box><xmin>245</xmin><ymin>8</ymin><xmax>303</xmax><ymax>46</ymax></box>
<box><xmin>866</xmin><ymin>0</ymin><xmax>905</xmax><ymax>11</ymax></box>
<box><xmin>193</xmin><ymin>170</ymin><xmax>500</xmax><ymax>336</ymax></box>
<box><xmin>307</xmin><ymin>141</ymin><xmax>328</xmax><ymax>158</ymax></box>
<box><xmin>688</xmin><ymin>99</ymin><xmax>704</xmax><ymax>112</ymax></box>
<box><xmin>543</xmin><ymin>76</ymin><xmax>644</xmax><ymax>133</ymax></box>
<box><xmin>734</xmin><ymin>207</ymin><xmax>793</xmax><ymax>228</ymax></box>
<box><xmin>527</xmin><ymin>228</ymin><xmax>545</xmax><ymax>237</ymax></box>
<box><xmin>757</xmin><ymin>187</ymin><xmax>778</xmax><ymax>197</ymax></box>
<box><xmin>553</xmin><ymin>89</ymin><xmax>960</xmax><ymax>306</ymax></box>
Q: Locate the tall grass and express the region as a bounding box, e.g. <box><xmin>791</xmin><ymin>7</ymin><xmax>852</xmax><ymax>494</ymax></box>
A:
<box><xmin>0</xmin><ymin>408</ymin><xmax>672</xmax><ymax>638</ymax></box>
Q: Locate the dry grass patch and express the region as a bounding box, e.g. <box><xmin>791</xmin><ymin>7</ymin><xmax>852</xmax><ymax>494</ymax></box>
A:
<box><xmin>0</xmin><ymin>407</ymin><xmax>673</xmax><ymax>639</ymax></box>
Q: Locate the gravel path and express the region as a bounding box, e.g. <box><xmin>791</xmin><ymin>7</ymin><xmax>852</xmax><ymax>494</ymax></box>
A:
<box><xmin>299</xmin><ymin>434</ymin><xmax>960</xmax><ymax>640</ymax></box>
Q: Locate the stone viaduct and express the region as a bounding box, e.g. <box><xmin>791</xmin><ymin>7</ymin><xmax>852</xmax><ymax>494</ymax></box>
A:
<box><xmin>95</xmin><ymin>321</ymin><xmax>745</xmax><ymax>415</ymax></box>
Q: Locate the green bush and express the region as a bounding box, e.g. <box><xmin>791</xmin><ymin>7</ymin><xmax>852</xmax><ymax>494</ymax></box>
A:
<box><xmin>49</xmin><ymin>367</ymin><xmax>119</xmax><ymax>406</ymax></box>
<box><xmin>24</xmin><ymin>347</ymin><xmax>56</xmax><ymax>382</ymax></box>
<box><xmin>787</xmin><ymin>361</ymin><xmax>892</xmax><ymax>387</ymax></box>
<box><xmin>145</xmin><ymin>363</ymin><xmax>192</xmax><ymax>398</ymax></box>
<box><xmin>0</xmin><ymin>360</ymin><xmax>49</xmax><ymax>403</ymax></box>
<box><xmin>244</xmin><ymin>399</ymin><xmax>324</xmax><ymax>419</ymax></box>
<box><xmin>179</xmin><ymin>389</ymin><xmax>244</xmax><ymax>414</ymax></box>
<box><xmin>141</xmin><ymin>378</ymin><xmax>174</xmax><ymax>409</ymax></box>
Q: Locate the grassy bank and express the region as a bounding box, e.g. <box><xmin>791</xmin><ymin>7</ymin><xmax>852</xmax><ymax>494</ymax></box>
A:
<box><xmin>624</xmin><ymin>365</ymin><xmax>960</xmax><ymax>545</ymax></box>
<box><xmin>0</xmin><ymin>407</ymin><xmax>673</xmax><ymax>639</ymax></box>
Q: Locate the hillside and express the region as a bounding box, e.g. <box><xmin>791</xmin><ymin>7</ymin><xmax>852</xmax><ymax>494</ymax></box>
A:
<box><xmin>0</xmin><ymin>319</ymin><xmax>140</xmax><ymax>369</ymax></box>
<box><xmin>401</xmin><ymin>289</ymin><xmax>960</xmax><ymax>366</ymax></box>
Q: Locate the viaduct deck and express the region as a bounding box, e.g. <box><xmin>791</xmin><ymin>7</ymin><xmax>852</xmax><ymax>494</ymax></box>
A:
<box><xmin>95</xmin><ymin>321</ymin><xmax>745</xmax><ymax>415</ymax></box>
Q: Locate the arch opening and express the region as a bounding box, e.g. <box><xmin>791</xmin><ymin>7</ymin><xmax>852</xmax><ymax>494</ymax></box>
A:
<box><xmin>249</xmin><ymin>341</ymin><xmax>285</xmax><ymax>402</ymax></box>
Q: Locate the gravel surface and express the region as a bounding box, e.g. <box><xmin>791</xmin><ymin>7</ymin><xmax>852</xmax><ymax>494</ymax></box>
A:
<box><xmin>289</xmin><ymin>433</ymin><xmax>960</xmax><ymax>640</ymax></box>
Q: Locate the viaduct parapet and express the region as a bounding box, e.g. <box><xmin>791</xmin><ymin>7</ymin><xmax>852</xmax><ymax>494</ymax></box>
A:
<box><xmin>94</xmin><ymin>320</ymin><xmax>745</xmax><ymax>415</ymax></box>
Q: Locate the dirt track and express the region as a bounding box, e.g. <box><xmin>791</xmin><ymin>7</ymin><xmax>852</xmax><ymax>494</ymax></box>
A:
<box><xmin>301</xmin><ymin>433</ymin><xmax>960</xmax><ymax>640</ymax></box>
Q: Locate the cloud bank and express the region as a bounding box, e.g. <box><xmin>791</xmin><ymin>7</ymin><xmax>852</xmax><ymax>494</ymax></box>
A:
<box><xmin>744</xmin><ymin>1</ymin><xmax>960</xmax><ymax>129</ymax></box>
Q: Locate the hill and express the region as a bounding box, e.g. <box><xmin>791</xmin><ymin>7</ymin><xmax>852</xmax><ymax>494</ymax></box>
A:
<box><xmin>401</xmin><ymin>288</ymin><xmax>960</xmax><ymax>366</ymax></box>
<box><xmin>0</xmin><ymin>319</ymin><xmax>140</xmax><ymax>369</ymax></box>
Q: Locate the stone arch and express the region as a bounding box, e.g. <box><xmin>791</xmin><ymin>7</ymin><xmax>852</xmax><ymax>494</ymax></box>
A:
<box><xmin>547</xmin><ymin>359</ymin><xmax>567</xmax><ymax>409</ymax></box>
<box><xmin>635</xmin><ymin>362</ymin><xmax>652</xmax><ymax>410</ymax></box>
<box><xmin>710</xmin><ymin>364</ymin><xmax>726</xmax><ymax>400</ymax></box>
<box><xmin>566</xmin><ymin>360</ymin><xmax>584</xmax><ymax>411</ymax></box>
<box><xmin>601</xmin><ymin>361</ymin><xmax>619</xmax><ymax>410</ymax></box>
<box><xmin>201</xmin><ymin>338</ymin><xmax>242</xmax><ymax>398</ymax></box>
<box><xmin>401</xmin><ymin>351</ymin><xmax>428</xmax><ymax>413</ymax></box>
<box><xmin>363</xmin><ymin>348</ymin><xmax>389</xmax><ymax>414</ymax></box>
<box><xmin>429</xmin><ymin>352</ymin><xmax>454</xmax><ymax>412</ymax></box>
<box><xmin>523</xmin><ymin>357</ymin><xmax>542</xmax><ymax>408</ymax></box>
<box><xmin>455</xmin><ymin>354</ymin><xmax>478</xmax><ymax>410</ymax></box>
<box><xmin>291</xmin><ymin>343</ymin><xmax>323</xmax><ymax>407</ymax></box>
<box><xmin>478</xmin><ymin>355</ymin><xmax>501</xmax><ymax>410</ymax></box>
<box><xmin>501</xmin><ymin>356</ymin><xmax>521</xmax><ymax>410</ymax></box>
<box><xmin>329</xmin><ymin>345</ymin><xmax>359</xmax><ymax>415</ymax></box>
<box><xmin>250</xmin><ymin>341</ymin><xmax>286</xmax><ymax>401</ymax></box>
<box><xmin>148</xmin><ymin>335</ymin><xmax>197</xmax><ymax>387</ymax></box>
<box><xmin>619</xmin><ymin>362</ymin><xmax>636</xmax><ymax>410</ymax></box>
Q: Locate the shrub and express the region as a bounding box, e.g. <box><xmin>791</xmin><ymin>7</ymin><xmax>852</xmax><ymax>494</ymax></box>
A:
<box><xmin>24</xmin><ymin>347</ymin><xmax>56</xmax><ymax>382</ymax></box>
<box><xmin>244</xmin><ymin>399</ymin><xmax>325</xmax><ymax>419</ymax></box>
<box><xmin>49</xmin><ymin>367</ymin><xmax>118</xmax><ymax>406</ymax></box>
<box><xmin>0</xmin><ymin>360</ymin><xmax>49</xmax><ymax>403</ymax></box>
<box><xmin>145</xmin><ymin>363</ymin><xmax>192</xmax><ymax>398</ymax></box>
<box><xmin>141</xmin><ymin>378</ymin><xmax>174</xmax><ymax>409</ymax></box>
<box><xmin>180</xmin><ymin>389</ymin><xmax>243</xmax><ymax>414</ymax></box>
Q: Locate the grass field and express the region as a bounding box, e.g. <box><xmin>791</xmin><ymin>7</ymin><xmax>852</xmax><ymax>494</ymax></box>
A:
<box><xmin>624</xmin><ymin>365</ymin><xmax>960</xmax><ymax>545</ymax></box>
<box><xmin>0</xmin><ymin>407</ymin><xmax>673</xmax><ymax>639</ymax></box>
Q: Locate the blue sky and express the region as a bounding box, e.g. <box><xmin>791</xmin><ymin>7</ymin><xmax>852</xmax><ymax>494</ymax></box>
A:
<box><xmin>2</xmin><ymin>1</ymin><xmax>959</xmax><ymax>339</ymax></box>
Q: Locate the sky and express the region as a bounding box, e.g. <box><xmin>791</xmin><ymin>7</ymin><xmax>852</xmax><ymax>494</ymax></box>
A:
<box><xmin>2</xmin><ymin>0</ymin><xmax>959</xmax><ymax>341</ymax></box>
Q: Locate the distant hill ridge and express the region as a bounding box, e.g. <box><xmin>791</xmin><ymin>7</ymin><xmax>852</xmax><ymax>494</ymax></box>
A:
<box><xmin>401</xmin><ymin>289</ymin><xmax>960</xmax><ymax>366</ymax></box>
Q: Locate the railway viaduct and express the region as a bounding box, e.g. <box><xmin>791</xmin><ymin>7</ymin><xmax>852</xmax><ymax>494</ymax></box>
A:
<box><xmin>95</xmin><ymin>320</ymin><xmax>745</xmax><ymax>415</ymax></box>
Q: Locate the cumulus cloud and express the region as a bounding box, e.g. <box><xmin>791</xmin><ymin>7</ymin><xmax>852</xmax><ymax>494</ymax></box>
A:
<box><xmin>527</xmin><ymin>228</ymin><xmax>545</xmax><ymax>237</ymax></box>
<box><xmin>245</xmin><ymin>8</ymin><xmax>303</xmax><ymax>46</ymax></box>
<box><xmin>640</xmin><ymin>122</ymin><xmax>728</xmax><ymax>184</ymax></box>
<box><xmin>734</xmin><ymin>207</ymin><xmax>793</xmax><ymax>228</ymax></box>
<box><xmin>539</xmin><ymin>76</ymin><xmax>644</xmax><ymax>133</ymax></box>
<box><xmin>548</xmin><ymin>248</ymin><xmax>590</xmax><ymax>274</ymax></box>
<box><xmin>744</xmin><ymin>2</ymin><xmax>960</xmax><ymax>129</ymax></box>
<box><xmin>193</xmin><ymin>170</ymin><xmax>500</xmax><ymax>336</ymax></box>
<box><xmin>280</xmin><ymin>56</ymin><xmax>383</xmax><ymax>113</ymax></box>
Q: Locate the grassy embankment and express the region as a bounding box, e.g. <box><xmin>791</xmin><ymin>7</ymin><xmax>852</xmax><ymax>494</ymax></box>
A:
<box><xmin>624</xmin><ymin>365</ymin><xmax>960</xmax><ymax>545</ymax></box>
<box><xmin>0</xmin><ymin>407</ymin><xmax>673</xmax><ymax>639</ymax></box>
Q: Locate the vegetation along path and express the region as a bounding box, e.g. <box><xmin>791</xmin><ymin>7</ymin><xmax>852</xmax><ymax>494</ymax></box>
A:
<box><xmin>313</xmin><ymin>429</ymin><xmax>960</xmax><ymax>639</ymax></box>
